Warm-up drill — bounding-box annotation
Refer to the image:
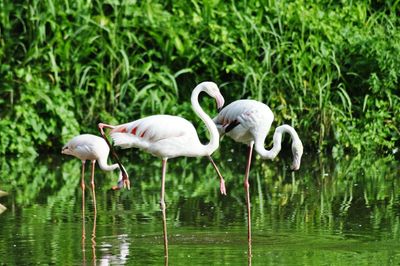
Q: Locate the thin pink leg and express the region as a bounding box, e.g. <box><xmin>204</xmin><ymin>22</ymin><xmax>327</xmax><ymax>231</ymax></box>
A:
<box><xmin>81</xmin><ymin>160</ymin><xmax>86</xmax><ymax>232</ymax></box>
<box><xmin>207</xmin><ymin>156</ymin><xmax>227</xmax><ymax>195</ymax></box>
<box><xmin>81</xmin><ymin>161</ymin><xmax>86</xmax><ymax>262</ymax></box>
<box><xmin>90</xmin><ymin>160</ymin><xmax>97</xmax><ymax>214</ymax></box>
<box><xmin>244</xmin><ymin>142</ymin><xmax>254</xmax><ymax>258</ymax></box>
<box><xmin>160</xmin><ymin>159</ymin><xmax>169</xmax><ymax>259</ymax></box>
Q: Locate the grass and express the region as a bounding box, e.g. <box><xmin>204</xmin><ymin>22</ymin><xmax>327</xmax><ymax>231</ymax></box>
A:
<box><xmin>0</xmin><ymin>0</ymin><xmax>399</xmax><ymax>156</ymax></box>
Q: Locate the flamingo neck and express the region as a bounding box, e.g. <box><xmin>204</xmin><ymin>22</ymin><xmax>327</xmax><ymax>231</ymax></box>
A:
<box><xmin>255</xmin><ymin>124</ymin><xmax>303</xmax><ymax>170</ymax></box>
<box><xmin>191</xmin><ymin>84</ymin><xmax>220</xmax><ymax>155</ymax></box>
<box><xmin>97</xmin><ymin>157</ymin><xmax>119</xmax><ymax>172</ymax></box>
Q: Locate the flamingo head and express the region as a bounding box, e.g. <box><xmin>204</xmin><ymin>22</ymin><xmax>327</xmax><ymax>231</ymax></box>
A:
<box><xmin>291</xmin><ymin>139</ymin><xmax>304</xmax><ymax>171</ymax></box>
<box><xmin>61</xmin><ymin>145</ymin><xmax>72</xmax><ymax>155</ymax></box>
<box><xmin>112</xmin><ymin>165</ymin><xmax>130</xmax><ymax>190</ymax></box>
<box><xmin>200</xmin><ymin>81</ymin><xmax>225</xmax><ymax>112</ymax></box>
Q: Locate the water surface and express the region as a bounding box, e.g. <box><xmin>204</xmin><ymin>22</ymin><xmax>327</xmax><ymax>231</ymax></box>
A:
<box><xmin>0</xmin><ymin>148</ymin><xmax>399</xmax><ymax>265</ymax></box>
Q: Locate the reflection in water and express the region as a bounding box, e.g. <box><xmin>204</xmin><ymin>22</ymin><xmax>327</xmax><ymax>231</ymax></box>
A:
<box><xmin>82</xmin><ymin>200</ymin><xmax>86</xmax><ymax>264</ymax></box>
<box><xmin>98</xmin><ymin>234</ymin><xmax>130</xmax><ymax>265</ymax></box>
<box><xmin>160</xmin><ymin>159</ymin><xmax>169</xmax><ymax>262</ymax></box>
<box><xmin>0</xmin><ymin>152</ymin><xmax>399</xmax><ymax>264</ymax></box>
<box><xmin>91</xmin><ymin>175</ymin><xmax>97</xmax><ymax>265</ymax></box>
<box><xmin>162</xmin><ymin>211</ymin><xmax>169</xmax><ymax>266</ymax></box>
<box><xmin>243</xmin><ymin>144</ymin><xmax>253</xmax><ymax>259</ymax></box>
<box><xmin>92</xmin><ymin>205</ymin><xmax>97</xmax><ymax>264</ymax></box>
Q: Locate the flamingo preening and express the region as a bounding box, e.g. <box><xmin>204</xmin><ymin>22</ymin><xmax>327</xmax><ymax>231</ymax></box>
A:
<box><xmin>98</xmin><ymin>81</ymin><xmax>226</xmax><ymax>258</ymax></box>
<box><xmin>213</xmin><ymin>99</ymin><xmax>304</xmax><ymax>257</ymax></box>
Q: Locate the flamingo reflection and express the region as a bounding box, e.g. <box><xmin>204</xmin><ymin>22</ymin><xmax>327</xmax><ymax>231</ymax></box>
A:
<box><xmin>81</xmin><ymin>174</ymin><xmax>98</xmax><ymax>265</ymax></box>
<box><xmin>98</xmin><ymin>234</ymin><xmax>130</xmax><ymax>265</ymax></box>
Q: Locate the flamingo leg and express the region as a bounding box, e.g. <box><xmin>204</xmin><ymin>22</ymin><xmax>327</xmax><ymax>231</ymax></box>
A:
<box><xmin>207</xmin><ymin>156</ymin><xmax>227</xmax><ymax>195</ymax></box>
<box><xmin>160</xmin><ymin>158</ymin><xmax>169</xmax><ymax>258</ymax></box>
<box><xmin>81</xmin><ymin>160</ymin><xmax>86</xmax><ymax>230</ymax></box>
<box><xmin>98</xmin><ymin>123</ymin><xmax>130</xmax><ymax>190</ymax></box>
<box><xmin>81</xmin><ymin>161</ymin><xmax>86</xmax><ymax>261</ymax></box>
<box><xmin>244</xmin><ymin>142</ymin><xmax>254</xmax><ymax>258</ymax></box>
<box><xmin>90</xmin><ymin>160</ymin><xmax>97</xmax><ymax>214</ymax></box>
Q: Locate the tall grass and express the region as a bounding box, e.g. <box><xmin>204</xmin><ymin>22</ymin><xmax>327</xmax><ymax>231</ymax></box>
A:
<box><xmin>0</xmin><ymin>0</ymin><xmax>399</xmax><ymax>156</ymax></box>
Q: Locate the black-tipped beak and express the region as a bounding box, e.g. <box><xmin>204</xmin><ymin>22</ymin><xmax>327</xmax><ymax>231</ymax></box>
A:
<box><xmin>217</xmin><ymin>107</ymin><xmax>222</xmax><ymax>113</ymax></box>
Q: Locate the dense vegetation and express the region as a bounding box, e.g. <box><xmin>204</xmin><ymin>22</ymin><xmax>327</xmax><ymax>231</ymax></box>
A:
<box><xmin>0</xmin><ymin>0</ymin><xmax>399</xmax><ymax>156</ymax></box>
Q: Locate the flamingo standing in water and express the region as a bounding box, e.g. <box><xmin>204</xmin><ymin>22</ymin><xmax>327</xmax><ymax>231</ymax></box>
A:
<box><xmin>213</xmin><ymin>99</ymin><xmax>304</xmax><ymax>256</ymax></box>
<box><xmin>62</xmin><ymin>134</ymin><xmax>129</xmax><ymax>210</ymax></box>
<box><xmin>98</xmin><ymin>81</ymin><xmax>226</xmax><ymax>258</ymax></box>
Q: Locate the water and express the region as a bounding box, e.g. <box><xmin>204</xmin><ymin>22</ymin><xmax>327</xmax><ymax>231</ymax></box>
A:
<box><xmin>0</xmin><ymin>147</ymin><xmax>399</xmax><ymax>265</ymax></box>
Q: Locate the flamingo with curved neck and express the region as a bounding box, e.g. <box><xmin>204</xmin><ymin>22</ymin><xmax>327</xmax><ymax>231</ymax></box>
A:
<box><xmin>98</xmin><ymin>81</ymin><xmax>226</xmax><ymax>258</ymax></box>
<box><xmin>213</xmin><ymin>99</ymin><xmax>303</xmax><ymax>257</ymax></box>
<box><xmin>61</xmin><ymin>134</ymin><xmax>130</xmax><ymax>223</ymax></box>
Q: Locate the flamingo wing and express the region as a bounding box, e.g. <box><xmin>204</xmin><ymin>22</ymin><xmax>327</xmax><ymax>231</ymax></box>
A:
<box><xmin>214</xmin><ymin>100</ymin><xmax>274</xmax><ymax>143</ymax></box>
<box><xmin>224</xmin><ymin>120</ymin><xmax>240</xmax><ymax>133</ymax></box>
<box><xmin>64</xmin><ymin>134</ymin><xmax>107</xmax><ymax>160</ymax></box>
<box><xmin>111</xmin><ymin>115</ymin><xmax>196</xmax><ymax>149</ymax></box>
<box><xmin>216</xmin><ymin>100</ymin><xmax>274</xmax><ymax>129</ymax></box>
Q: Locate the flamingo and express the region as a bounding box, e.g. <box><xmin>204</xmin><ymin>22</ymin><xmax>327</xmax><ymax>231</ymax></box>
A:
<box><xmin>213</xmin><ymin>99</ymin><xmax>304</xmax><ymax>256</ymax></box>
<box><xmin>61</xmin><ymin>134</ymin><xmax>129</xmax><ymax>213</ymax></box>
<box><xmin>98</xmin><ymin>81</ymin><xmax>226</xmax><ymax>258</ymax></box>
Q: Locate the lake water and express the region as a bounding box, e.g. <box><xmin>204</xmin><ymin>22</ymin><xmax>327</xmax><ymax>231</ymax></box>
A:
<box><xmin>0</xmin><ymin>145</ymin><xmax>399</xmax><ymax>265</ymax></box>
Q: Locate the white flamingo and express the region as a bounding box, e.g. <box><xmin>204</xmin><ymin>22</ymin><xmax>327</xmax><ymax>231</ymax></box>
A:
<box><xmin>213</xmin><ymin>99</ymin><xmax>304</xmax><ymax>256</ymax></box>
<box><xmin>62</xmin><ymin>134</ymin><xmax>129</xmax><ymax>213</ymax></box>
<box><xmin>98</xmin><ymin>81</ymin><xmax>226</xmax><ymax>258</ymax></box>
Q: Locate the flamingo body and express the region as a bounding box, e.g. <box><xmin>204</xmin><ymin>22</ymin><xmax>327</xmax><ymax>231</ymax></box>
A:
<box><xmin>62</xmin><ymin>134</ymin><xmax>110</xmax><ymax>161</ymax></box>
<box><xmin>62</xmin><ymin>134</ymin><xmax>127</xmax><ymax>188</ymax></box>
<box><xmin>111</xmin><ymin>114</ymin><xmax>211</xmax><ymax>158</ymax></box>
<box><xmin>214</xmin><ymin>99</ymin><xmax>303</xmax><ymax>170</ymax></box>
<box><xmin>62</xmin><ymin>134</ymin><xmax>129</xmax><ymax>224</ymax></box>
<box><xmin>214</xmin><ymin>100</ymin><xmax>274</xmax><ymax>145</ymax></box>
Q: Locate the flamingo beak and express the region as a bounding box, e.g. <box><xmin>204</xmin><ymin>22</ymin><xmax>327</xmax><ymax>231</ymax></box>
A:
<box><xmin>112</xmin><ymin>167</ymin><xmax>130</xmax><ymax>190</ymax></box>
<box><xmin>291</xmin><ymin>140</ymin><xmax>304</xmax><ymax>171</ymax></box>
<box><xmin>215</xmin><ymin>94</ymin><xmax>225</xmax><ymax>113</ymax></box>
<box><xmin>121</xmin><ymin>170</ymin><xmax>131</xmax><ymax>190</ymax></box>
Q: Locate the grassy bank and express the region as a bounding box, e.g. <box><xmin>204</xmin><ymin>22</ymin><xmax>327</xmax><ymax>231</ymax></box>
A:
<box><xmin>0</xmin><ymin>0</ymin><xmax>399</xmax><ymax>156</ymax></box>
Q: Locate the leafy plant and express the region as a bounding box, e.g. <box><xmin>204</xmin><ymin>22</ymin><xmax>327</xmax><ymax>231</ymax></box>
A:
<box><xmin>0</xmin><ymin>0</ymin><xmax>398</xmax><ymax>156</ymax></box>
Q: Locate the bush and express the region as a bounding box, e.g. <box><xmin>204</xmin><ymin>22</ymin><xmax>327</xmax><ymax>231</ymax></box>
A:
<box><xmin>0</xmin><ymin>0</ymin><xmax>399</xmax><ymax>156</ymax></box>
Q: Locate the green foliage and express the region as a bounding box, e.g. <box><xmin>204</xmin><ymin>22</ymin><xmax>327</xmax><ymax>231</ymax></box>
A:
<box><xmin>0</xmin><ymin>0</ymin><xmax>399</xmax><ymax>155</ymax></box>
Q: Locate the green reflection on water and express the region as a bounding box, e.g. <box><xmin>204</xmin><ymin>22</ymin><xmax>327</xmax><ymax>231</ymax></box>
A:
<box><xmin>0</xmin><ymin>148</ymin><xmax>399</xmax><ymax>265</ymax></box>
